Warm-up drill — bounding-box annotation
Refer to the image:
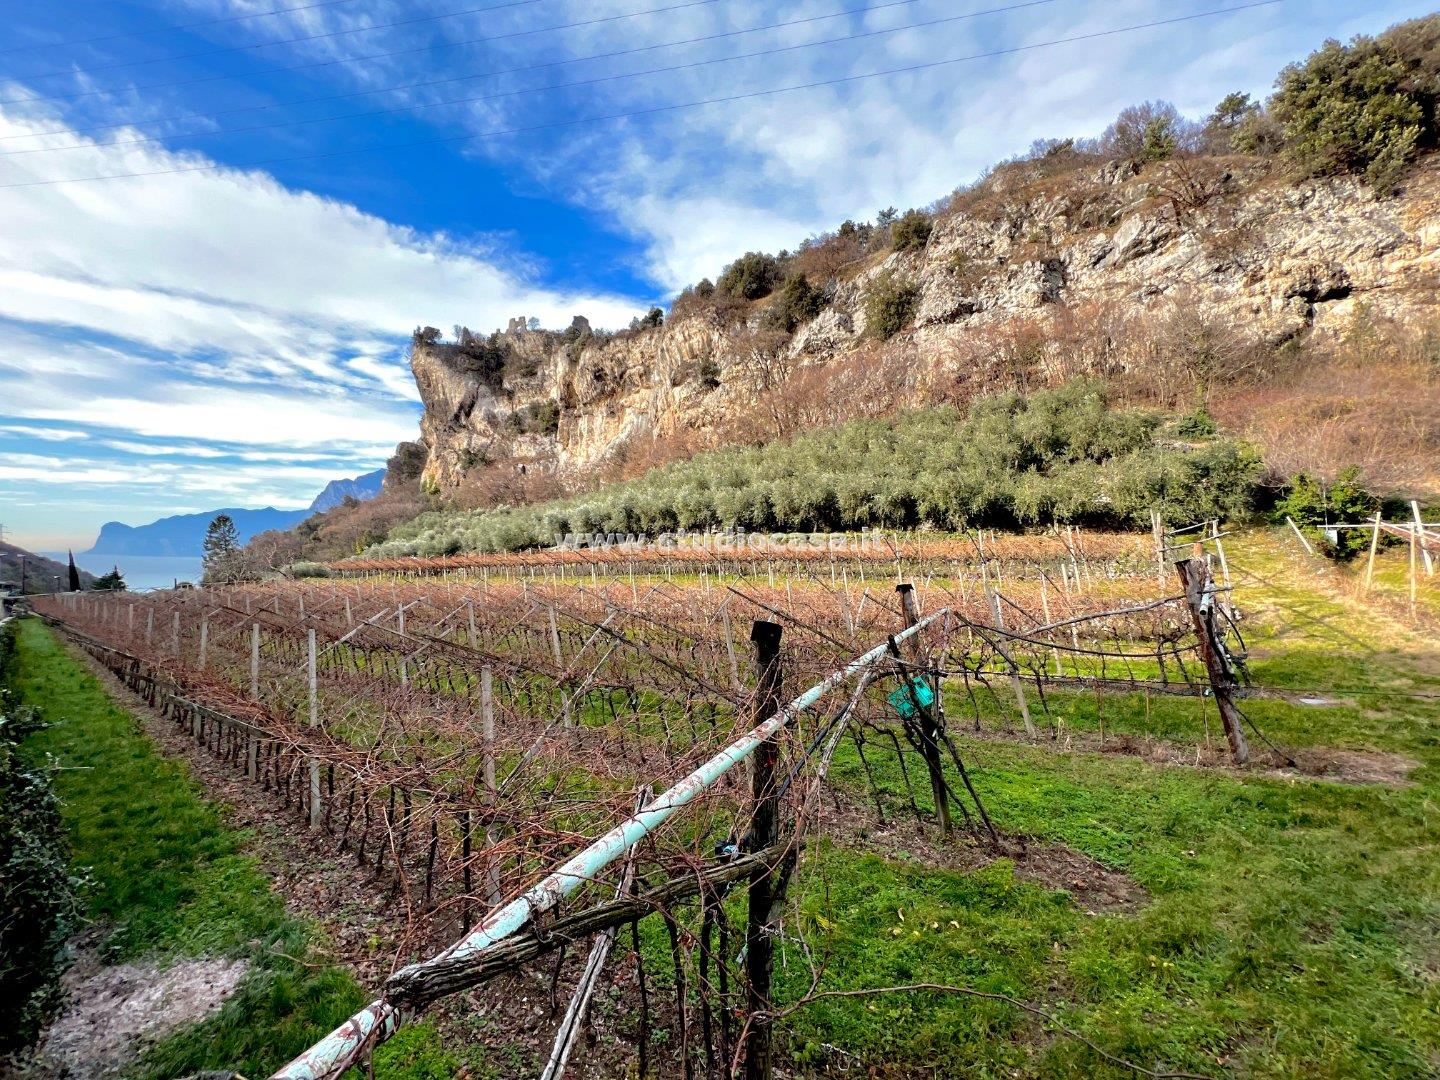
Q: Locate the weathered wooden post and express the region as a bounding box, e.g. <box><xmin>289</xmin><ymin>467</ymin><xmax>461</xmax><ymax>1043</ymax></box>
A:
<box><xmin>1364</xmin><ymin>512</ymin><xmax>1382</xmax><ymax>592</ymax></box>
<box><xmin>171</xmin><ymin>611</ymin><xmax>180</xmax><ymax>657</ymax></box>
<box><xmin>1413</xmin><ymin>500</ymin><xmax>1434</xmax><ymax>576</ymax></box>
<box><xmin>744</xmin><ymin>620</ymin><xmax>784</xmax><ymax>1080</ymax></box>
<box><xmin>1176</xmin><ymin>557</ymin><xmax>1249</xmax><ymax>764</ymax></box>
<box><xmin>198</xmin><ymin>614</ymin><xmax>209</xmax><ymax>671</ymax></box>
<box><xmin>896</xmin><ymin>584</ymin><xmax>952</xmax><ymax>836</ymax></box>
<box><xmin>146</xmin><ymin>608</ymin><xmax>154</xmax><ymax>646</ymax></box>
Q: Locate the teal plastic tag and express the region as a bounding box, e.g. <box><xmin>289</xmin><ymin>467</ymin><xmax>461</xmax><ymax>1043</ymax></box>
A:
<box><xmin>887</xmin><ymin>677</ymin><xmax>934</xmax><ymax>718</ymax></box>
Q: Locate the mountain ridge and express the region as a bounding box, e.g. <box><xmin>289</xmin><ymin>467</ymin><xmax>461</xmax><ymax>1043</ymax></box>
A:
<box><xmin>85</xmin><ymin>469</ymin><xmax>387</xmax><ymax>557</ymax></box>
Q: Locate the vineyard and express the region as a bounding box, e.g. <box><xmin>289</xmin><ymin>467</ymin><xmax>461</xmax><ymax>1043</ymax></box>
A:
<box><xmin>23</xmin><ymin>524</ymin><xmax>1440</xmax><ymax>1078</ymax></box>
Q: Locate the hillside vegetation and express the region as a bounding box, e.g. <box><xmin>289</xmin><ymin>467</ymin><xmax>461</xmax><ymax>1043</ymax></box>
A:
<box><xmin>368</xmin><ymin>385</ymin><xmax>1257</xmax><ymax>557</ymax></box>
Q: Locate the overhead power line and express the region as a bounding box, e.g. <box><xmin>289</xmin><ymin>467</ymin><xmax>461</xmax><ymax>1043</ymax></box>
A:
<box><xmin>0</xmin><ymin>0</ymin><xmax>372</xmax><ymax>57</ymax></box>
<box><xmin>15</xmin><ymin>0</ymin><xmax>552</xmax><ymax>82</ymax></box>
<box><xmin>0</xmin><ymin>0</ymin><xmax>723</xmax><ymax>108</ymax></box>
<box><xmin>0</xmin><ymin>1</ymin><xmax>1284</xmax><ymax>192</ymax></box>
<box><xmin>0</xmin><ymin>0</ymin><xmax>1064</xmax><ymax>159</ymax></box>
<box><xmin>0</xmin><ymin>0</ymin><xmax>926</xmax><ymax>144</ymax></box>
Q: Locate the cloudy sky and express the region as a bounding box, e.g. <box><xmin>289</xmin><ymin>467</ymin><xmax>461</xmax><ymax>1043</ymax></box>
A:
<box><xmin>0</xmin><ymin>0</ymin><xmax>1427</xmax><ymax>549</ymax></box>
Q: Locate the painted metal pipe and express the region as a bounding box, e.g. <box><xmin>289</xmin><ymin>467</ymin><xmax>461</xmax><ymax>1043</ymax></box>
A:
<box><xmin>270</xmin><ymin>610</ymin><xmax>946</xmax><ymax>1080</ymax></box>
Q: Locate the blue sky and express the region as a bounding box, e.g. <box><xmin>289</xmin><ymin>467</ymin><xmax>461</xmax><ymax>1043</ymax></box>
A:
<box><xmin>0</xmin><ymin>0</ymin><xmax>1429</xmax><ymax>550</ymax></box>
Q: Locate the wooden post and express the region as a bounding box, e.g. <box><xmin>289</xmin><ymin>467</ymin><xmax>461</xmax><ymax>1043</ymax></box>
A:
<box><xmin>146</xmin><ymin>608</ymin><xmax>154</xmax><ymax>646</ymax></box>
<box><xmin>250</xmin><ymin>622</ymin><xmax>260</xmax><ymax>700</ymax></box>
<box><xmin>1285</xmin><ymin>516</ymin><xmax>1316</xmax><ymax>556</ymax></box>
<box><xmin>466</xmin><ymin>600</ymin><xmax>478</xmax><ymax>650</ymax></box>
<box><xmin>1364</xmin><ymin>512</ymin><xmax>1382</xmax><ymax>593</ymax></box>
<box><xmin>896</xmin><ymin>584</ymin><xmax>952</xmax><ymax>836</ymax></box>
<box><xmin>1413</xmin><ymin>501</ymin><xmax>1434</xmax><ymax>576</ymax></box>
<box><xmin>1210</xmin><ymin>519</ymin><xmax>1231</xmax><ymax>590</ymax></box>
<box><xmin>345</xmin><ymin>596</ymin><xmax>353</xmax><ymax>625</ymax></box>
<box><xmin>199</xmin><ymin>615</ymin><xmax>209</xmax><ymax>671</ymax></box>
<box><xmin>744</xmin><ymin>621</ymin><xmax>784</xmax><ymax>1080</ymax></box>
<box><xmin>1176</xmin><ymin>558</ymin><xmax>1249</xmax><ymax>764</ymax></box>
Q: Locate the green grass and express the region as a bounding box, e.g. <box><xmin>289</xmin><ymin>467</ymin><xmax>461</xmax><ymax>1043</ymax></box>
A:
<box><xmin>5</xmin><ymin>618</ymin><xmax>472</xmax><ymax>1078</ymax></box>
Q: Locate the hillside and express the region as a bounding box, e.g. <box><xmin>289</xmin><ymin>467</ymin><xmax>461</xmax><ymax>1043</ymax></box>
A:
<box><xmin>0</xmin><ymin>543</ymin><xmax>94</xmax><ymax>593</ymax></box>
<box><xmin>281</xmin><ymin>16</ymin><xmax>1440</xmax><ymax>568</ymax></box>
<box><xmin>409</xmin><ymin>152</ymin><xmax>1438</xmax><ymax>502</ymax></box>
<box><xmin>371</xmin><ymin>385</ymin><xmax>1258</xmax><ymax>557</ymax></box>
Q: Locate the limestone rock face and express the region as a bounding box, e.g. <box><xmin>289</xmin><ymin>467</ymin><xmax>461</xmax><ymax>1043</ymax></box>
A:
<box><xmin>412</xmin><ymin>155</ymin><xmax>1440</xmax><ymax>490</ymax></box>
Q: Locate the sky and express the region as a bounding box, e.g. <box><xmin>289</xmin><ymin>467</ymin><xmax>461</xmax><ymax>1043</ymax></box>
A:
<box><xmin>0</xmin><ymin>0</ymin><xmax>1430</xmax><ymax>550</ymax></box>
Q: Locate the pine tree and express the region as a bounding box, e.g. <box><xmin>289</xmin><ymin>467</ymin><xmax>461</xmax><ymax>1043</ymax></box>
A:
<box><xmin>92</xmin><ymin>567</ymin><xmax>127</xmax><ymax>592</ymax></box>
<box><xmin>66</xmin><ymin>551</ymin><xmax>81</xmax><ymax>593</ymax></box>
<box><xmin>203</xmin><ymin>514</ymin><xmax>240</xmax><ymax>579</ymax></box>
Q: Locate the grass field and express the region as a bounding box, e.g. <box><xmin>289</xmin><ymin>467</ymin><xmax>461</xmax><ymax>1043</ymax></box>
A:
<box><xmin>10</xmin><ymin>527</ymin><xmax>1440</xmax><ymax>1077</ymax></box>
<box><xmin>5</xmin><ymin>620</ymin><xmax>470</xmax><ymax>1078</ymax></box>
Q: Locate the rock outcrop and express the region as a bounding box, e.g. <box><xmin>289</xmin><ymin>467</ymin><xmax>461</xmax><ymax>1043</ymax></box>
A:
<box><xmin>411</xmin><ymin>154</ymin><xmax>1440</xmax><ymax>492</ymax></box>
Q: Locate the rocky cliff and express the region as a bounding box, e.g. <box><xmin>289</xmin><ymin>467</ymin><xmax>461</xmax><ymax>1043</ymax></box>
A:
<box><xmin>410</xmin><ymin>153</ymin><xmax>1440</xmax><ymax>493</ymax></box>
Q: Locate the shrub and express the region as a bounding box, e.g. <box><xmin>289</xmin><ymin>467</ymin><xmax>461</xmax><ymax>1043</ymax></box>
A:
<box><xmin>698</xmin><ymin>357</ymin><xmax>721</xmax><ymax>389</ymax></box>
<box><xmin>717</xmin><ymin>252</ymin><xmax>783</xmax><ymax>300</ymax></box>
<box><xmin>284</xmin><ymin>561</ymin><xmax>332</xmax><ymax>578</ymax></box>
<box><xmin>771</xmin><ymin>274</ymin><xmax>824</xmax><ymax>332</ymax></box>
<box><xmin>1271</xmin><ymin>26</ymin><xmax>1434</xmax><ymax>189</ymax></box>
<box><xmin>1099</xmin><ymin>101</ymin><xmax>1194</xmax><ymax>164</ymax></box>
<box><xmin>864</xmin><ymin>276</ymin><xmax>920</xmax><ymax>340</ymax></box>
<box><xmin>891</xmin><ymin>209</ymin><xmax>933</xmax><ymax>252</ymax></box>
<box><xmin>1172</xmin><ymin>409</ymin><xmax>1218</xmax><ymax>437</ymax></box>
<box><xmin>0</xmin><ymin>645</ymin><xmax>82</xmax><ymax>1054</ymax></box>
<box><xmin>1273</xmin><ymin>466</ymin><xmax>1380</xmax><ymax>558</ymax></box>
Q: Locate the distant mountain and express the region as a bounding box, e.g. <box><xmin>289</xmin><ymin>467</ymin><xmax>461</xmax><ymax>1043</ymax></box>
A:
<box><xmin>1</xmin><ymin>542</ymin><xmax>95</xmax><ymax>593</ymax></box>
<box><xmin>85</xmin><ymin>469</ymin><xmax>386</xmax><ymax>557</ymax></box>
<box><xmin>308</xmin><ymin>468</ymin><xmax>385</xmax><ymax>513</ymax></box>
<box><xmin>86</xmin><ymin>507</ymin><xmax>309</xmax><ymax>557</ymax></box>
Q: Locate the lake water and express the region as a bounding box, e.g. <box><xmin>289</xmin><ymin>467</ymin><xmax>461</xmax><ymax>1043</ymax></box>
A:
<box><xmin>44</xmin><ymin>552</ymin><xmax>205</xmax><ymax>593</ymax></box>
